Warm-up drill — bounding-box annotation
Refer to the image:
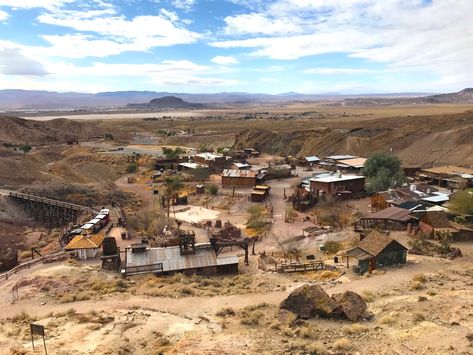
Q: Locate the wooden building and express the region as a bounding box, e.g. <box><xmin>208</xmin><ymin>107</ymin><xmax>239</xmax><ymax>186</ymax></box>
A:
<box><xmin>221</xmin><ymin>169</ymin><xmax>257</xmax><ymax>188</ymax></box>
<box><xmin>65</xmin><ymin>234</ymin><xmax>106</xmax><ymax>260</ymax></box>
<box><xmin>345</xmin><ymin>230</ymin><xmax>408</xmax><ymax>274</ymax></box>
<box><xmin>250</xmin><ymin>185</ymin><xmax>271</xmax><ymax>202</ymax></box>
<box><xmin>358</xmin><ymin>206</ymin><xmax>415</xmax><ymax>231</ymax></box>
<box><xmin>309</xmin><ymin>172</ymin><xmax>365</xmax><ymax>199</ymax></box>
<box><xmin>419</xmin><ymin>210</ymin><xmax>473</xmax><ymax>240</ymax></box>
<box><xmin>418</xmin><ymin>165</ymin><xmax>473</xmax><ymax>189</ymax></box>
<box><xmin>194</xmin><ymin>152</ymin><xmax>233</xmax><ymax>171</ymax></box>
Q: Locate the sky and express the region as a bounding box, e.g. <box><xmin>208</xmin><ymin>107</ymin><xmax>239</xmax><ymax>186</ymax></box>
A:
<box><xmin>0</xmin><ymin>0</ymin><xmax>472</xmax><ymax>94</ymax></box>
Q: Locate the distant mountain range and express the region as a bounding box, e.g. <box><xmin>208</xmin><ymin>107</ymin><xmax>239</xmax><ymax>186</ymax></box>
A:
<box><xmin>0</xmin><ymin>88</ymin><xmax>472</xmax><ymax>111</ymax></box>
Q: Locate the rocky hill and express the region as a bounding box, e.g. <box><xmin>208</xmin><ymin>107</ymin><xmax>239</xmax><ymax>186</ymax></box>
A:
<box><xmin>127</xmin><ymin>96</ymin><xmax>204</xmax><ymax>110</ymax></box>
<box><xmin>234</xmin><ymin>110</ymin><xmax>473</xmax><ymax>167</ymax></box>
<box><xmin>336</xmin><ymin>88</ymin><xmax>473</xmax><ymax>106</ymax></box>
<box><xmin>0</xmin><ymin>116</ymin><xmax>103</xmax><ymax>145</ymax></box>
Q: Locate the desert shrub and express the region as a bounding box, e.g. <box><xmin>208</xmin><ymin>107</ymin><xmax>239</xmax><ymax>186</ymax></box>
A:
<box><xmin>342</xmin><ymin>324</ymin><xmax>369</xmax><ymax>334</ymax></box>
<box><xmin>378</xmin><ymin>315</ymin><xmax>396</xmax><ymax>325</ymax></box>
<box><xmin>298</xmin><ymin>326</ymin><xmax>315</xmax><ymax>338</ymax></box>
<box><xmin>362</xmin><ymin>290</ymin><xmax>376</xmax><ymax>303</ymax></box>
<box><xmin>240</xmin><ymin>310</ymin><xmax>264</xmax><ymax>326</ymax></box>
<box><xmin>305</xmin><ymin>342</ymin><xmax>329</xmax><ymax>355</ymax></box>
<box><xmin>126</xmin><ymin>163</ymin><xmax>138</xmax><ymax>173</ymax></box>
<box><xmin>323</xmin><ymin>241</ymin><xmax>342</xmax><ymax>254</ymax></box>
<box><xmin>11</xmin><ymin>311</ymin><xmax>33</xmax><ymax>324</ymax></box>
<box><xmin>410</xmin><ymin>280</ymin><xmax>424</xmax><ymax>290</ymax></box>
<box><xmin>333</xmin><ymin>338</ymin><xmax>352</xmax><ymax>350</ymax></box>
<box><xmin>206</xmin><ymin>184</ymin><xmax>219</xmax><ymax>195</ymax></box>
<box><xmin>412</xmin><ymin>273</ymin><xmax>427</xmax><ymax>283</ymax></box>
<box><xmin>19</xmin><ymin>145</ymin><xmax>32</xmax><ymax>153</ymax></box>
<box><xmin>449</xmin><ymin>189</ymin><xmax>473</xmax><ymax>215</ymax></box>
<box><xmin>412</xmin><ymin>312</ymin><xmax>426</xmax><ymax>322</ymax></box>
<box><xmin>216</xmin><ymin>307</ymin><xmax>235</xmax><ymax>317</ymax></box>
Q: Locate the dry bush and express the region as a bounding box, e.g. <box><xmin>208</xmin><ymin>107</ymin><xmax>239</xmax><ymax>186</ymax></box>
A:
<box><xmin>318</xmin><ymin>270</ymin><xmax>340</xmax><ymax>280</ymax></box>
<box><xmin>298</xmin><ymin>326</ymin><xmax>316</xmax><ymax>338</ymax></box>
<box><xmin>410</xmin><ymin>280</ymin><xmax>424</xmax><ymax>290</ymax></box>
<box><xmin>59</xmin><ymin>291</ymin><xmax>91</xmax><ymax>303</ymax></box>
<box><xmin>216</xmin><ymin>307</ymin><xmax>235</xmax><ymax>317</ymax></box>
<box><xmin>378</xmin><ymin>315</ymin><xmax>396</xmax><ymax>325</ymax></box>
<box><xmin>342</xmin><ymin>324</ymin><xmax>369</xmax><ymax>334</ymax></box>
<box><xmin>240</xmin><ymin>311</ymin><xmax>263</xmax><ymax>326</ymax></box>
<box><xmin>362</xmin><ymin>290</ymin><xmax>376</xmax><ymax>303</ymax></box>
<box><xmin>11</xmin><ymin>311</ymin><xmax>34</xmax><ymax>324</ymax></box>
<box><xmin>333</xmin><ymin>338</ymin><xmax>352</xmax><ymax>350</ymax></box>
<box><xmin>412</xmin><ymin>312</ymin><xmax>426</xmax><ymax>323</ymax></box>
<box><xmin>427</xmin><ymin>290</ymin><xmax>437</xmax><ymax>296</ymax></box>
<box><xmin>305</xmin><ymin>342</ymin><xmax>329</xmax><ymax>355</ymax></box>
<box><xmin>412</xmin><ymin>273</ymin><xmax>427</xmax><ymax>283</ymax></box>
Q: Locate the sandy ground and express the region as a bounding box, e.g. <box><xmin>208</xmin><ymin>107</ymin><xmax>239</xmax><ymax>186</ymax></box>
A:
<box><xmin>173</xmin><ymin>206</ymin><xmax>220</xmax><ymax>224</ymax></box>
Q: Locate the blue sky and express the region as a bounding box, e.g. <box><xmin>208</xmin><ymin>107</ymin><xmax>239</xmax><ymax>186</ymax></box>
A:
<box><xmin>0</xmin><ymin>0</ymin><xmax>471</xmax><ymax>94</ymax></box>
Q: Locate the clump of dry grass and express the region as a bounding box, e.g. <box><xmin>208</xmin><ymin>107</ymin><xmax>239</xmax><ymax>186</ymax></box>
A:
<box><xmin>412</xmin><ymin>312</ymin><xmax>426</xmax><ymax>323</ymax></box>
<box><xmin>11</xmin><ymin>311</ymin><xmax>35</xmax><ymax>324</ymax></box>
<box><xmin>412</xmin><ymin>273</ymin><xmax>427</xmax><ymax>283</ymax></box>
<box><xmin>305</xmin><ymin>342</ymin><xmax>329</xmax><ymax>355</ymax></box>
<box><xmin>362</xmin><ymin>290</ymin><xmax>376</xmax><ymax>303</ymax></box>
<box><xmin>409</xmin><ymin>280</ymin><xmax>425</xmax><ymax>290</ymax></box>
<box><xmin>216</xmin><ymin>307</ymin><xmax>235</xmax><ymax>317</ymax></box>
<box><xmin>240</xmin><ymin>311</ymin><xmax>263</xmax><ymax>326</ymax></box>
<box><xmin>59</xmin><ymin>291</ymin><xmax>91</xmax><ymax>303</ymax></box>
<box><xmin>342</xmin><ymin>323</ymin><xmax>369</xmax><ymax>334</ymax></box>
<box><xmin>333</xmin><ymin>338</ymin><xmax>352</xmax><ymax>350</ymax></box>
<box><xmin>378</xmin><ymin>315</ymin><xmax>396</xmax><ymax>325</ymax></box>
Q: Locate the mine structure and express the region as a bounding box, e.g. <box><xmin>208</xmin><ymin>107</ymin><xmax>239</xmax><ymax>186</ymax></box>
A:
<box><xmin>208</xmin><ymin>221</ymin><xmax>251</xmax><ymax>265</ymax></box>
<box><xmin>9</xmin><ymin>191</ymin><xmax>95</xmax><ymax>227</ymax></box>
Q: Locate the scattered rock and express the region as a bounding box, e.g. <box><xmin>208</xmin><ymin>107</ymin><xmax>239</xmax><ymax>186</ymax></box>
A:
<box><xmin>280</xmin><ymin>284</ymin><xmax>340</xmax><ymax>319</ymax></box>
<box><xmin>331</xmin><ymin>291</ymin><xmax>367</xmax><ymax>321</ymax></box>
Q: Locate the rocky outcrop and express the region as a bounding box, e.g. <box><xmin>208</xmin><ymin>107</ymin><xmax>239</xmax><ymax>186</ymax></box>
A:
<box><xmin>280</xmin><ymin>284</ymin><xmax>340</xmax><ymax>319</ymax></box>
<box><xmin>331</xmin><ymin>291</ymin><xmax>367</xmax><ymax>321</ymax></box>
<box><xmin>280</xmin><ymin>284</ymin><xmax>367</xmax><ymax>322</ymax></box>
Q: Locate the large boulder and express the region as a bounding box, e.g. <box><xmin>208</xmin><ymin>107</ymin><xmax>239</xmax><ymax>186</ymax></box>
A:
<box><xmin>280</xmin><ymin>284</ymin><xmax>340</xmax><ymax>319</ymax></box>
<box><xmin>331</xmin><ymin>291</ymin><xmax>367</xmax><ymax>321</ymax></box>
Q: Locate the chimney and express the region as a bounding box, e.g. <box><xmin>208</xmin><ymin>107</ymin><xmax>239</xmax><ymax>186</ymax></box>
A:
<box><xmin>337</xmin><ymin>170</ymin><xmax>342</xmax><ymax>178</ymax></box>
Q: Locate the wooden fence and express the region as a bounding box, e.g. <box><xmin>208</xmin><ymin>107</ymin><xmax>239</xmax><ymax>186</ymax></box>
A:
<box><xmin>0</xmin><ymin>251</ymin><xmax>71</xmax><ymax>282</ymax></box>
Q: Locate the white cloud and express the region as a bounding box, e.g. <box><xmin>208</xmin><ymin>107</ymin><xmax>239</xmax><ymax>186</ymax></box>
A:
<box><xmin>0</xmin><ymin>0</ymin><xmax>75</xmax><ymax>10</ymax></box>
<box><xmin>213</xmin><ymin>0</ymin><xmax>473</xmax><ymax>89</ymax></box>
<box><xmin>37</xmin><ymin>9</ymin><xmax>201</xmax><ymax>56</ymax></box>
<box><xmin>304</xmin><ymin>67</ymin><xmax>374</xmax><ymax>75</ymax></box>
<box><xmin>171</xmin><ymin>0</ymin><xmax>196</xmax><ymax>11</ymax></box>
<box><xmin>224</xmin><ymin>13</ymin><xmax>302</xmax><ymax>36</ymax></box>
<box><xmin>0</xmin><ymin>48</ymin><xmax>48</xmax><ymax>75</ymax></box>
<box><xmin>0</xmin><ymin>9</ymin><xmax>8</xmax><ymax>21</ymax></box>
<box><xmin>211</xmin><ymin>55</ymin><xmax>238</xmax><ymax>65</ymax></box>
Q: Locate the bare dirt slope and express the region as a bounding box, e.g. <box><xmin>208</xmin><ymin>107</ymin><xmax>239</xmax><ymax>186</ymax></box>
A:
<box><xmin>234</xmin><ymin>110</ymin><xmax>473</xmax><ymax>166</ymax></box>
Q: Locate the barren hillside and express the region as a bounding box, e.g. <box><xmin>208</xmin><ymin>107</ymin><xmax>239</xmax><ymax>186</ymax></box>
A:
<box><xmin>0</xmin><ymin>116</ymin><xmax>104</xmax><ymax>145</ymax></box>
<box><xmin>234</xmin><ymin>110</ymin><xmax>473</xmax><ymax>167</ymax></box>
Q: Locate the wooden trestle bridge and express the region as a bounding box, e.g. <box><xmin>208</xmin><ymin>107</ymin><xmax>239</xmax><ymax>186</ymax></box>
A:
<box><xmin>8</xmin><ymin>191</ymin><xmax>96</xmax><ymax>227</ymax></box>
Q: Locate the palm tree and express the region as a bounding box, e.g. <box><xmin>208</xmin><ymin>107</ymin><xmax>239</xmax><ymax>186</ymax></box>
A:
<box><xmin>164</xmin><ymin>176</ymin><xmax>183</xmax><ymax>219</ymax></box>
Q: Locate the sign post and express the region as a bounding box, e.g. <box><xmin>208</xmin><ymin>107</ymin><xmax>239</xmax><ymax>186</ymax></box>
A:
<box><xmin>30</xmin><ymin>323</ymin><xmax>47</xmax><ymax>354</ymax></box>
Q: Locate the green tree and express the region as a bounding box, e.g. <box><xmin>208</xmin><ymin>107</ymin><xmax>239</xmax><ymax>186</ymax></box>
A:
<box><xmin>164</xmin><ymin>176</ymin><xmax>183</xmax><ymax>219</ymax></box>
<box><xmin>448</xmin><ymin>189</ymin><xmax>473</xmax><ymax>215</ymax></box>
<box><xmin>206</xmin><ymin>184</ymin><xmax>219</xmax><ymax>195</ymax></box>
<box><xmin>363</xmin><ymin>153</ymin><xmax>406</xmax><ymax>194</ymax></box>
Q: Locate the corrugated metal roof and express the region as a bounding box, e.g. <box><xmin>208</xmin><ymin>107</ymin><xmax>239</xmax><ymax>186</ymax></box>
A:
<box><xmin>222</xmin><ymin>169</ymin><xmax>256</xmax><ymax>178</ymax></box>
<box><xmin>309</xmin><ymin>172</ymin><xmax>365</xmax><ymax>183</ymax></box>
<box><xmin>305</xmin><ymin>156</ymin><xmax>320</xmax><ymax>162</ymax></box>
<box><xmin>337</xmin><ymin>157</ymin><xmax>367</xmax><ymax>168</ymax></box>
<box><xmin>326</xmin><ymin>155</ymin><xmax>357</xmax><ymax>160</ymax></box>
<box><xmin>125</xmin><ymin>245</ymin><xmax>237</xmax><ymax>272</ymax></box>
<box><xmin>363</xmin><ymin>206</ymin><xmax>412</xmax><ymax>222</ymax></box>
